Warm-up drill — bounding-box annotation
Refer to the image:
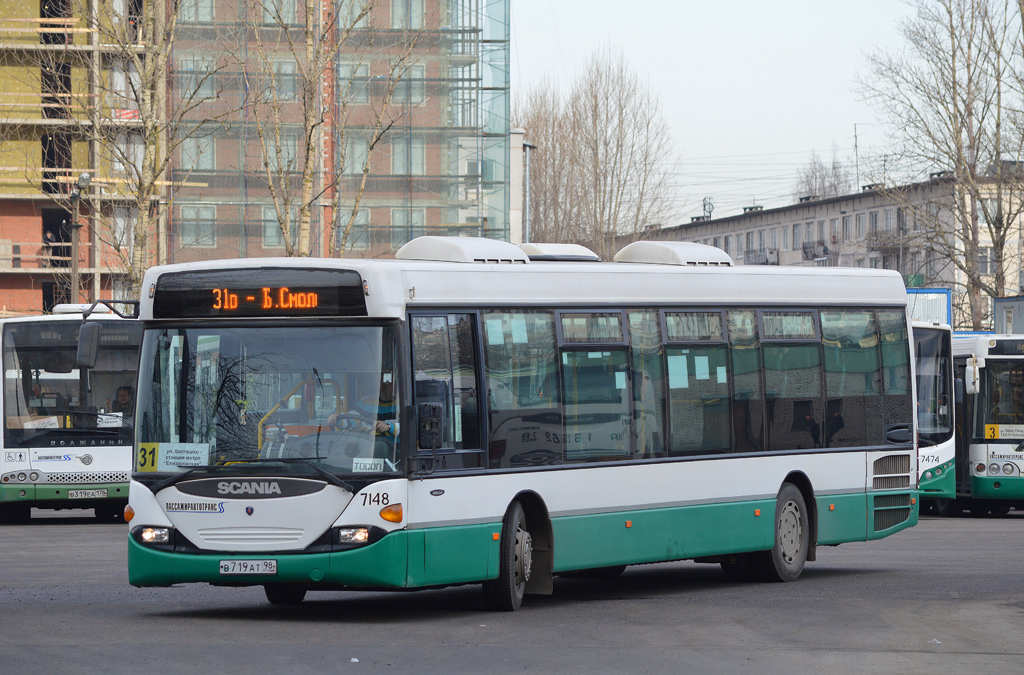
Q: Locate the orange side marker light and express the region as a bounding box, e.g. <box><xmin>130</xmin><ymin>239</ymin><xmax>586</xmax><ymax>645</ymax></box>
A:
<box><xmin>754</xmin><ymin>509</ymin><xmax>761</xmax><ymax>517</ymax></box>
<box><xmin>625</xmin><ymin>520</ymin><xmax>632</xmax><ymax>528</ymax></box>
<box><xmin>829</xmin><ymin>504</ymin><xmax>835</xmax><ymax>511</ymax></box>
<box><xmin>492</xmin><ymin>533</ymin><xmax>500</xmax><ymax>541</ymax></box>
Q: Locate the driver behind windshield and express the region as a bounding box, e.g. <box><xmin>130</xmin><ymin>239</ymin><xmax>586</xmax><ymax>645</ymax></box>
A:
<box><xmin>326</xmin><ymin>372</ymin><xmax>398</xmax><ymax>439</ymax></box>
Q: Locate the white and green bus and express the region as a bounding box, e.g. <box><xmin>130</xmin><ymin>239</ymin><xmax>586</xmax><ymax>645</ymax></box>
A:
<box><xmin>913</xmin><ymin>321</ymin><xmax>955</xmax><ymax>505</ymax></box>
<box><xmin>1</xmin><ymin>303</ymin><xmax>142</xmax><ymax>522</ymax></box>
<box><xmin>942</xmin><ymin>333</ymin><xmax>1024</xmax><ymax>516</ymax></box>
<box><xmin>126</xmin><ymin>237</ymin><xmax>919</xmax><ymax>609</ymax></box>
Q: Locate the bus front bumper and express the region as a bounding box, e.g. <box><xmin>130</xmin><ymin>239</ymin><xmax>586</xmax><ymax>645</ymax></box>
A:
<box><xmin>128</xmin><ymin>532</ymin><xmax>411</xmax><ymax>589</ymax></box>
<box><xmin>0</xmin><ymin>482</ymin><xmax>128</xmax><ymax>506</ymax></box>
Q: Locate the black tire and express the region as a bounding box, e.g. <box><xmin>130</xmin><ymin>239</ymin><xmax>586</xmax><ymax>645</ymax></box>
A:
<box><xmin>750</xmin><ymin>483</ymin><xmax>809</xmax><ymax>582</ymax></box>
<box><xmin>969</xmin><ymin>501</ymin><xmax>991</xmax><ymax>517</ymax></box>
<box><xmin>934</xmin><ymin>498</ymin><xmax>962</xmax><ymax>517</ymax></box>
<box><xmin>264</xmin><ymin>584</ymin><xmax>307</xmax><ymax>605</ymax></box>
<box><xmin>720</xmin><ymin>554</ymin><xmax>756</xmax><ymax>582</ymax></box>
<box><xmin>990</xmin><ymin>503</ymin><xmax>1011</xmax><ymax>516</ymax></box>
<box><xmin>0</xmin><ymin>503</ymin><xmax>31</xmax><ymax>524</ymax></box>
<box><xmin>95</xmin><ymin>504</ymin><xmax>124</xmax><ymax>522</ymax></box>
<box><xmin>483</xmin><ymin>502</ymin><xmax>532</xmax><ymax>611</ymax></box>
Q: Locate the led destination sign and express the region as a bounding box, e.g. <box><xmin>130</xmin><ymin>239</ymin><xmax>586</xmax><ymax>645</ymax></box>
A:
<box><xmin>153</xmin><ymin>268</ymin><xmax>367</xmax><ymax>318</ymax></box>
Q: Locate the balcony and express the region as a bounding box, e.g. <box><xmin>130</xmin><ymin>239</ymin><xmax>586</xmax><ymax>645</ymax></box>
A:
<box><xmin>743</xmin><ymin>249</ymin><xmax>778</xmax><ymax>265</ymax></box>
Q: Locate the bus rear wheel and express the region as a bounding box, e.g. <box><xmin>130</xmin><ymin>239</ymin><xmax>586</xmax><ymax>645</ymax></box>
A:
<box><xmin>751</xmin><ymin>483</ymin><xmax>808</xmax><ymax>582</ymax></box>
<box><xmin>264</xmin><ymin>584</ymin><xmax>306</xmax><ymax>605</ymax></box>
<box><xmin>990</xmin><ymin>503</ymin><xmax>1011</xmax><ymax>516</ymax></box>
<box><xmin>483</xmin><ymin>501</ymin><xmax>532</xmax><ymax>611</ymax></box>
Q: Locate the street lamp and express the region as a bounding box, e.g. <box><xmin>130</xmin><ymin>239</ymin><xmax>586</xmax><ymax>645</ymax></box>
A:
<box><xmin>69</xmin><ymin>172</ymin><xmax>91</xmax><ymax>303</ymax></box>
<box><xmin>523</xmin><ymin>141</ymin><xmax>536</xmax><ymax>243</ymax></box>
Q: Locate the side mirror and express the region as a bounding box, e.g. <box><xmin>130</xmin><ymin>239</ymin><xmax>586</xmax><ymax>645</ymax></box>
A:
<box><xmin>954</xmin><ymin>377</ymin><xmax>964</xmax><ymax>405</ymax></box>
<box><xmin>418</xmin><ymin>402</ymin><xmax>443</xmax><ymax>451</ymax></box>
<box><xmin>77</xmin><ymin>322</ymin><xmax>101</xmax><ymax>368</ymax></box>
<box><xmin>964</xmin><ymin>357</ymin><xmax>979</xmax><ymax>395</ymax></box>
<box><xmin>885</xmin><ymin>425</ymin><xmax>913</xmax><ymax>445</ymax></box>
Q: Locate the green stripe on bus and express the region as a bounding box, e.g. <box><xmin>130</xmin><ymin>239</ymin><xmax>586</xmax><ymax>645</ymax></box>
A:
<box><xmin>1</xmin><ymin>483</ymin><xmax>128</xmax><ymax>503</ymax></box>
<box><xmin>970</xmin><ymin>475</ymin><xmax>1024</xmax><ymax>500</ymax></box>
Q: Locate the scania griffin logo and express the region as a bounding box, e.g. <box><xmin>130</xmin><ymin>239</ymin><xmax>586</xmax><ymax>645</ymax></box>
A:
<box><xmin>217</xmin><ymin>481</ymin><xmax>282</xmax><ymax>495</ymax></box>
<box><xmin>79</xmin><ymin>454</ymin><xmax>93</xmax><ymax>466</ymax></box>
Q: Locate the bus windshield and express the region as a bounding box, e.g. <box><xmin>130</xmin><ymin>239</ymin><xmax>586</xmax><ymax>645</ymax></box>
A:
<box><xmin>135</xmin><ymin>324</ymin><xmax>400</xmax><ymax>476</ymax></box>
<box><xmin>914</xmin><ymin>328</ymin><xmax>953</xmax><ymax>443</ymax></box>
<box><xmin>3</xmin><ymin>320</ymin><xmax>142</xmax><ymax>446</ymax></box>
<box><xmin>974</xmin><ymin>358</ymin><xmax>1024</xmax><ymax>439</ymax></box>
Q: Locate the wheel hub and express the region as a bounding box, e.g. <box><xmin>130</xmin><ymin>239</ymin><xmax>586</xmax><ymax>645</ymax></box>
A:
<box><xmin>515</xmin><ymin>524</ymin><xmax>533</xmax><ymax>587</ymax></box>
<box><xmin>778</xmin><ymin>500</ymin><xmax>803</xmax><ymax>564</ymax></box>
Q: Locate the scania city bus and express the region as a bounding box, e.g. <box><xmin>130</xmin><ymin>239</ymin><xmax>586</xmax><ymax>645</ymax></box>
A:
<box><xmin>125</xmin><ymin>237</ymin><xmax>918</xmax><ymax>609</ymax></box>
<box><xmin>1</xmin><ymin>303</ymin><xmax>142</xmax><ymax>522</ymax></box>
<box><xmin>941</xmin><ymin>333</ymin><xmax>1024</xmax><ymax>515</ymax></box>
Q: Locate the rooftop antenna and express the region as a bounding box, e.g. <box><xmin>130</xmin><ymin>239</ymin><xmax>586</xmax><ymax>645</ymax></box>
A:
<box><xmin>702</xmin><ymin>196</ymin><xmax>714</xmax><ymax>220</ymax></box>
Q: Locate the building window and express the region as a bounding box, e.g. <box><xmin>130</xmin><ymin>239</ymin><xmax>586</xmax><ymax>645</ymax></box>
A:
<box><xmin>829</xmin><ymin>218</ymin><xmax>838</xmax><ymax>243</ymax></box>
<box><xmin>179</xmin><ymin>0</ymin><xmax>214</xmax><ymax>22</ymax></box>
<box><xmin>112</xmin><ymin>133</ymin><xmax>143</xmax><ymax>175</ymax></box>
<box><xmin>817</xmin><ymin>220</ymin><xmax>825</xmax><ymax>243</ymax></box>
<box><xmin>884</xmin><ymin>209</ymin><xmax>894</xmax><ymax>234</ymax></box>
<box><xmin>842</xmin><ymin>215</ymin><xmax>851</xmax><ymax>241</ymax></box>
<box><xmin>792</xmin><ymin>224</ymin><xmax>802</xmax><ymax>249</ymax></box>
<box><xmin>746</xmin><ymin>231</ymin><xmax>754</xmax><ymax>252</ymax></box>
<box><xmin>736</xmin><ymin>234</ymin><xmax>744</xmax><ymax>256</ymax></box>
<box><xmin>391</xmin><ymin>0</ymin><xmax>424</xmax><ymax>28</ymax></box>
<box><xmin>980</xmin><ymin>198</ymin><xmax>1000</xmax><ymax>227</ymax></box>
<box><xmin>337</xmin><ymin>207</ymin><xmax>371</xmax><ymax>250</ymax></box>
<box><xmin>769</xmin><ymin>228</ymin><xmax>777</xmax><ymax>250</ymax></box>
<box><xmin>723</xmin><ymin>235</ymin><xmax>731</xmax><ymax>256</ymax></box>
<box><xmin>179</xmin><ymin>205</ymin><xmax>216</xmax><ymax>247</ymax></box>
<box><xmin>273</xmin><ymin>60</ymin><xmax>298</xmax><ymax>101</ymax></box>
<box><xmin>782</xmin><ymin>226</ymin><xmax>789</xmax><ymax>251</ymax></box>
<box><xmin>179</xmin><ymin>134</ymin><xmax>215</xmax><ymax>172</ymax></box>
<box><xmin>179</xmin><ymin>56</ymin><xmax>215</xmax><ymax>99</ymax></box>
<box><xmin>262</xmin><ymin>206</ymin><xmax>297</xmax><ymax>248</ymax></box>
<box><xmin>392</xmin><ymin>136</ymin><xmax>425</xmax><ymax>175</ymax></box>
<box><xmin>263</xmin><ymin>0</ymin><xmax>297</xmax><ymax>24</ymax></box>
<box><xmin>869</xmin><ymin>211</ymin><xmax>879</xmax><ymax>236</ymax></box>
<box><xmin>391</xmin><ymin>208</ymin><xmax>425</xmax><ymax>247</ymax></box>
<box><xmin>395</xmin><ymin>64</ymin><xmax>426</xmax><ymax>103</ymax></box>
<box><xmin>805</xmin><ymin>223</ymin><xmax>813</xmax><ymax>244</ymax></box>
<box><xmin>267</xmin><ymin>132</ymin><xmax>299</xmax><ymax>174</ymax></box>
<box><xmin>342</xmin><ymin>0</ymin><xmax>370</xmax><ymax>28</ymax></box>
<box><xmin>977</xmin><ymin>246</ymin><xmax>996</xmax><ymax>275</ymax></box>
<box><xmin>339</xmin><ymin>63</ymin><xmax>370</xmax><ymax>103</ymax></box>
<box><xmin>343</xmin><ymin>136</ymin><xmax>369</xmax><ymax>175</ymax></box>
<box><xmin>856</xmin><ymin>213</ymin><xmax>866</xmax><ymax>240</ymax></box>
<box><xmin>757</xmin><ymin>230</ymin><xmax>765</xmax><ymax>252</ymax></box>
<box><xmin>713</xmin><ymin>236</ymin><xmax>721</xmax><ymax>249</ymax></box>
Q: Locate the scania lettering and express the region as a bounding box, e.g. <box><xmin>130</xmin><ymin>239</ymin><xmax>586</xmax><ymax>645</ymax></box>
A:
<box><xmin>127</xmin><ymin>237</ymin><xmax>918</xmax><ymax>609</ymax></box>
<box><xmin>0</xmin><ymin>303</ymin><xmax>142</xmax><ymax>522</ymax></box>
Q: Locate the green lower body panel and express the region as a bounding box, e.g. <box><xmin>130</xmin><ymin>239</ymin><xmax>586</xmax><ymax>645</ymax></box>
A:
<box><xmin>0</xmin><ymin>482</ymin><xmax>128</xmax><ymax>505</ymax></box>
<box><xmin>814</xmin><ymin>493</ymin><xmax>868</xmax><ymax>544</ymax></box>
<box><xmin>550</xmin><ymin>499</ymin><xmax>777</xmax><ymax>572</ymax></box>
<box><xmin>919</xmin><ymin>460</ymin><xmax>955</xmax><ymax>499</ymax></box>
<box><xmin>970</xmin><ymin>475</ymin><xmax>1024</xmax><ymax>500</ymax></box>
<box><xmin>128</xmin><ymin>532</ymin><xmax>411</xmax><ymax>588</ymax></box>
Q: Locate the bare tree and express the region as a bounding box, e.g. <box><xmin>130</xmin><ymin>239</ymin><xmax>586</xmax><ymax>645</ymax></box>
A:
<box><xmin>514</xmin><ymin>47</ymin><xmax>674</xmax><ymax>259</ymax></box>
<box><xmin>859</xmin><ymin>0</ymin><xmax>1024</xmax><ymax>329</ymax></box>
<box><xmin>6</xmin><ymin>0</ymin><xmax>233</xmax><ymax>299</ymax></box>
<box><xmin>233</xmin><ymin>0</ymin><xmax>423</xmax><ymax>257</ymax></box>
<box><xmin>792</xmin><ymin>146</ymin><xmax>852</xmax><ymax>200</ymax></box>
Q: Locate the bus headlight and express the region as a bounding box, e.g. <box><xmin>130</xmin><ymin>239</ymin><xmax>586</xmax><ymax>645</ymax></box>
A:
<box><xmin>935</xmin><ymin>467</ymin><xmax>942</xmax><ymax>475</ymax></box>
<box><xmin>337</xmin><ymin>527</ymin><xmax>369</xmax><ymax>545</ymax></box>
<box><xmin>28</xmin><ymin>472</ymin><xmax>39</xmax><ymax>482</ymax></box>
<box><xmin>924</xmin><ymin>471</ymin><xmax>933</xmax><ymax>480</ymax></box>
<box><xmin>988</xmin><ymin>463</ymin><xmax>1001</xmax><ymax>475</ymax></box>
<box><xmin>17</xmin><ymin>472</ymin><xmax>27</xmax><ymax>482</ymax></box>
<box><xmin>1004</xmin><ymin>464</ymin><xmax>1016</xmax><ymax>476</ymax></box>
<box><xmin>140</xmin><ymin>527</ymin><xmax>170</xmax><ymax>544</ymax></box>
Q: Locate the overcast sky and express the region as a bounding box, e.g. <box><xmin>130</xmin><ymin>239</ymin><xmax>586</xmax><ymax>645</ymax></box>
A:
<box><xmin>510</xmin><ymin>0</ymin><xmax>915</xmax><ymax>224</ymax></box>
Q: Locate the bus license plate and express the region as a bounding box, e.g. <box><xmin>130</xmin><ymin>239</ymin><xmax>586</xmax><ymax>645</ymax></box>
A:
<box><xmin>68</xmin><ymin>489</ymin><xmax>107</xmax><ymax>499</ymax></box>
<box><xmin>219</xmin><ymin>560</ymin><xmax>277</xmax><ymax>575</ymax></box>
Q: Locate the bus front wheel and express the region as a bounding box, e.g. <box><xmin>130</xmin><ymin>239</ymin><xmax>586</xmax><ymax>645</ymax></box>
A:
<box><xmin>934</xmin><ymin>498</ymin><xmax>962</xmax><ymax>517</ymax></box>
<box><xmin>751</xmin><ymin>483</ymin><xmax>808</xmax><ymax>582</ymax></box>
<box><xmin>264</xmin><ymin>584</ymin><xmax>306</xmax><ymax>605</ymax></box>
<box><xmin>483</xmin><ymin>501</ymin><xmax>532</xmax><ymax>611</ymax></box>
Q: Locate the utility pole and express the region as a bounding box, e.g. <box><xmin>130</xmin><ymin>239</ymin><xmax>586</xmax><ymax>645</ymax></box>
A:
<box><xmin>69</xmin><ymin>172</ymin><xmax>91</xmax><ymax>303</ymax></box>
<box><xmin>523</xmin><ymin>141</ymin><xmax>537</xmax><ymax>243</ymax></box>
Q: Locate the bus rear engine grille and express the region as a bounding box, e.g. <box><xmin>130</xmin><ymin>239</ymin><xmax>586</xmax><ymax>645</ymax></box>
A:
<box><xmin>197</xmin><ymin>527</ymin><xmax>305</xmax><ymax>546</ymax></box>
<box><xmin>873</xmin><ymin>454</ymin><xmax>911</xmax><ymax>475</ymax></box>
<box><xmin>44</xmin><ymin>471</ymin><xmax>130</xmax><ymax>484</ymax></box>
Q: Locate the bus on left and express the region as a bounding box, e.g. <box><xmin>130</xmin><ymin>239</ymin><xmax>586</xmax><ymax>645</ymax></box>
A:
<box><xmin>0</xmin><ymin>303</ymin><xmax>142</xmax><ymax>522</ymax></box>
